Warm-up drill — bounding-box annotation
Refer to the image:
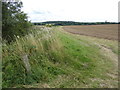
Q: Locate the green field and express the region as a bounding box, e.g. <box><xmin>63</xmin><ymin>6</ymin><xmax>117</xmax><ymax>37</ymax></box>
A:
<box><xmin>2</xmin><ymin>26</ymin><xmax>118</xmax><ymax>88</ymax></box>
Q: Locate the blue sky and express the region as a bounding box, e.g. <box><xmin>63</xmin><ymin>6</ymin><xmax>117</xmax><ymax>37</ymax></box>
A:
<box><xmin>21</xmin><ymin>0</ymin><xmax>119</xmax><ymax>22</ymax></box>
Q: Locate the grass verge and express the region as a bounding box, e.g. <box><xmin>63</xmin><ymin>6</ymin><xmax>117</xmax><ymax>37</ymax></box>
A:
<box><xmin>2</xmin><ymin>26</ymin><xmax>118</xmax><ymax>88</ymax></box>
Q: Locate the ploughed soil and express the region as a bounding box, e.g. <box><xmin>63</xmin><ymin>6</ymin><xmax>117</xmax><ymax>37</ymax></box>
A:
<box><xmin>63</xmin><ymin>24</ymin><xmax>118</xmax><ymax>40</ymax></box>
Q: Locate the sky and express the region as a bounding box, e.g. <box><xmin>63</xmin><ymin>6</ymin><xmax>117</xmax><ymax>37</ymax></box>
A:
<box><xmin>21</xmin><ymin>0</ymin><xmax>120</xmax><ymax>22</ymax></box>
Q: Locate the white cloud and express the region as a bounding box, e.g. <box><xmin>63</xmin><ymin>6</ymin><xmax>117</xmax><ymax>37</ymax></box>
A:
<box><xmin>21</xmin><ymin>0</ymin><xmax>119</xmax><ymax>22</ymax></box>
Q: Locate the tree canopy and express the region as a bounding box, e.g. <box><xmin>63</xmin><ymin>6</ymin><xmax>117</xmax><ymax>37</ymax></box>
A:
<box><xmin>2</xmin><ymin>1</ymin><xmax>31</xmax><ymax>43</ymax></box>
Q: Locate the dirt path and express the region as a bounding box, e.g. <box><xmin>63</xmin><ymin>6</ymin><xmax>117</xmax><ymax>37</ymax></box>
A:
<box><xmin>94</xmin><ymin>43</ymin><xmax>118</xmax><ymax>88</ymax></box>
<box><xmin>94</xmin><ymin>43</ymin><xmax>118</xmax><ymax>65</ymax></box>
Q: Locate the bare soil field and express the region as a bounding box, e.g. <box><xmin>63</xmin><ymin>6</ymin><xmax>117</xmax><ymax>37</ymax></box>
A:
<box><xmin>63</xmin><ymin>24</ymin><xmax>118</xmax><ymax>40</ymax></box>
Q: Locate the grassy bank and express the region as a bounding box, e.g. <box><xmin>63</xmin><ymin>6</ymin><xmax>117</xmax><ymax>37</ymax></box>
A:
<box><xmin>2</xmin><ymin>26</ymin><xmax>118</xmax><ymax>88</ymax></box>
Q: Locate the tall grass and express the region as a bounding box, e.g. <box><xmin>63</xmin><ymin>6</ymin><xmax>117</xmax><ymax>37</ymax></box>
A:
<box><xmin>2</xmin><ymin>26</ymin><xmax>64</xmax><ymax>87</ymax></box>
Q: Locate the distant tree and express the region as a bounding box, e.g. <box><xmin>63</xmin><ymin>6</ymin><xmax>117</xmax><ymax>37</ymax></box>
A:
<box><xmin>2</xmin><ymin>1</ymin><xmax>31</xmax><ymax>43</ymax></box>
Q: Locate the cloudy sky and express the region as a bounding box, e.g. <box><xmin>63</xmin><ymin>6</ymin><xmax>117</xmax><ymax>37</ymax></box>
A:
<box><xmin>21</xmin><ymin>0</ymin><xmax>119</xmax><ymax>22</ymax></box>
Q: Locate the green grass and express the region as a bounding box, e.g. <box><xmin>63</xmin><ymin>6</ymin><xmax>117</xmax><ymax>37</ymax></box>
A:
<box><xmin>2</xmin><ymin>26</ymin><xmax>118</xmax><ymax>88</ymax></box>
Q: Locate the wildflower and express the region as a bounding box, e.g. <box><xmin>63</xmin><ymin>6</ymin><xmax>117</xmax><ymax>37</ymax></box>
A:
<box><xmin>17</xmin><ymin>36</ymin><xmax>20</xmax><ymax>38</ymax></box>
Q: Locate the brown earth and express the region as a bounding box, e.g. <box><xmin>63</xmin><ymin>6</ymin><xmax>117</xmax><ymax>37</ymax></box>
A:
<box><xmin>62</xmin><ymin>24</ymin><xmax>118</xmax><ymax>40</ymax></box>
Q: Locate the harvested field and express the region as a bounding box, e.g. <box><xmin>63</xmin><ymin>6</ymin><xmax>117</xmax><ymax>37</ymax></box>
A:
<box><xmin>63</xmin><ymin>24</ymin><xmax>118</xmax><ymax>40</ymax></box>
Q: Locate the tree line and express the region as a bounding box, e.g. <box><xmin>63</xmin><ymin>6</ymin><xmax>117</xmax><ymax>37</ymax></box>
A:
<box><xmin>33</xmin><ymin>21</ymin><xmax>118</xmax><ymax>26</ymax></box>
